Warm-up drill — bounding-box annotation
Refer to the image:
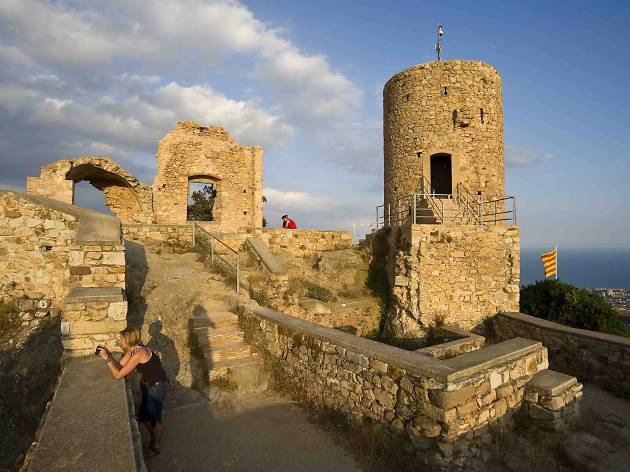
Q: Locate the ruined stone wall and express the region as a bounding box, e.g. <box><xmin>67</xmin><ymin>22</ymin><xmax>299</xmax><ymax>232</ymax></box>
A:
<box><xmin>384</xmin><ymin>60</ymin><xmax>504</xmax><ymax>220</ymax></box>
<box><xmin>495</xmin><ymin>312</ymin><xmax>630</xmax><ymax>390</ymax></box>
<box><xmin>152</xmin><ymin>121</ymin><xmax>263</xmax><ymax>230</ymax></box>
<box><xmin>388</xmin><ymin>224</ymin><xmax>520</xmax><ymax>337</ymax></box>
<box><xmin>122</xmin><ymin>224</ymin><xmax>194</xmax><ymax>248</ymax></box>
<box><xmin>1</xmin><ymin>190</ymin><xmax>125</xmax><ymax>308</ymax></box>
<box><xmin>239</xmin><ymin>305</ymin><xmax>549</xmax><ymax>463</ymax></box>
<box><xmin>263</xmin><ymin>229</ymin><xmax>353</xmax><ymax>257</ymax></box>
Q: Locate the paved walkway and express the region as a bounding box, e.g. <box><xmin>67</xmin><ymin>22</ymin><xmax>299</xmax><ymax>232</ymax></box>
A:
<box><xmin>148</xmin><ymin>391</ymin><xmax>361</xmax><ymax>472</ymax></box>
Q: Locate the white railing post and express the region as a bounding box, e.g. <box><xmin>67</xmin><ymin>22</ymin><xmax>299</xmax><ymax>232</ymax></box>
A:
<box><xmin>192</xmin><ymin>222</ymin><xmax>195</xmax><ymax>246</ymax></box>
<box><xmin>236</xmin><ymin>253</ymin><xmax>240</xmax><ymax>294</ymax></box>
<box><xmin>513</xmin><ymin>197</ymin><xmax>517</xmax><ymax>225</ymax></box>
<box><xmin>210</xmin><ymin>238</ymin><xmax>214</xmax><ymax>264</ymax></box>
<box><xmin>413</xmin><ymin>194</ymin><xmax>417</xmax><ymax>224</ymax></box>
<box><xmin>387</xmin><ymin>204</ymin><xmax>391</xmax><ymax>227</ymax></box>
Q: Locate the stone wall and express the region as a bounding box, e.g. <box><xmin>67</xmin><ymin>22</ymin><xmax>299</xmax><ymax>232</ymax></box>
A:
<box><xmin>388</xmin><ymin>223</ymin><xmax>520</xmax><ymax>338</ymax></box>
<box><xmin>1</xmin><ymin>190</ymin><xmax>125</xmax><ymax>308</ymax></box>
<box><xmin>152</xmin><ymin>121</ymin><xmax>263</xmax><ymax>229</ymax></box>
<box><xmin>123</xmin><ymin>224</ymin><xmax>193</xmax><ymax>247</ymax></box>
<box><xmin>263</xmin><ymin>229</ymin><xmax>353</xmax><ymax>257</ymax></box>
<box><xmin>494</xmin><ymin>312</ymin><xmax>630</xmax><ymax>389</ymax></box>
<box><xmin>239</xmin><ymin>305</ymin><xmax>551</xmax><ymax>463</ymax></box>
<box><xmin>384</xmin><ymin>60</ymin><xmax>504</xmax><ymax>221</ymax></box>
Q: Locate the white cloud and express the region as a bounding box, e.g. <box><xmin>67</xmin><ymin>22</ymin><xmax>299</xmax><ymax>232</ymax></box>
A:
<box><xmin>0</xmin><ymin>0</ymin><xmax>377</xmax><ymax>174</ymax></box>
<box><xmin>506</xmin><ymin>145</ymin><xmax>554</xmax><ymax>167</ymax></box>
<box><xmin>264</xmin><ymin>187</ymin><xmax>332</xmax><ymax>212</ymax></box>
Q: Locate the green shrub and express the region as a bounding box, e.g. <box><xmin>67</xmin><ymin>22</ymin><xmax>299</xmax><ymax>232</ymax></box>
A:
<box><xmin>250</xmin><ymin>289</ymin><xmax>271</xmax><ymax>308</ymax></box>
<box><xmin>520</xmin><ymin>280</ymin><xmax>629</xmax><ymax>336</ymax></box>
<box><xmin>284</xmin><ymin>278</ymin><xmax>335</xmax><ymax>302</ymax></box>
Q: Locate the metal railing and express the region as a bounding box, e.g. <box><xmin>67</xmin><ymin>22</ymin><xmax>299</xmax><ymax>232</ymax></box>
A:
<box><xmin>376</xmin><ymin>187</ymin><xmax>516</xmax><ymax>228</ymax></box>
<box><xmin>192</xmin><ymin>222</ymin><xmax>240</xmax><ymax>294</ymax></box>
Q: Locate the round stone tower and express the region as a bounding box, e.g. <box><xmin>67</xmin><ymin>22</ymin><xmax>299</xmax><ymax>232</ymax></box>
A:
<box><xmin>383</xmin><ymin>60</ymin><xmax>504</xmax><ymax>218</ymax></box>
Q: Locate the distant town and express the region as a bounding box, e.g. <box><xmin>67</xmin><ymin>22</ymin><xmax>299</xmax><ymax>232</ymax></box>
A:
<box><xmin>589</xmin><ymin>288</ymin><xmax>630</xmax><ymax>321</ymax></box>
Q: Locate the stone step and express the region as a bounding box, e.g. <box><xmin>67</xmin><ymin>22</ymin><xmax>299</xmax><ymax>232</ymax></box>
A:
<box><xmin>208</xmin><ymin>354</ymin><xmax>261</xmax><ymax>380</ymax></box>
<box><xmin>203</xmin><ymin>341</ymin><xmax>253</xmax><ymax>362</ymax></box>
<box><xmin>194</xmin><ymin>327</ymin><xmax>244</xmax><ymax>347</ymax></box>
<box><xmin>192</xmin><ymin>313</ymin><xmax>239</xmax><ymax>330</ymax></box>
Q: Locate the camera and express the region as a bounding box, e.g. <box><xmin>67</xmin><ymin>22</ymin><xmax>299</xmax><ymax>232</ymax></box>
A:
<box><xmin>95</xmin><ymin>345</ymin><xmax>104</xmax><ymax>356</ymax></box>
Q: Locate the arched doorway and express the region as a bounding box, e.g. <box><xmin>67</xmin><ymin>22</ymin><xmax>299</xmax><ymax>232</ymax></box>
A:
<box><xmin>430</xmin><ymin>153</ymin><xmax>452</xmax><ymax>195</ymax></box>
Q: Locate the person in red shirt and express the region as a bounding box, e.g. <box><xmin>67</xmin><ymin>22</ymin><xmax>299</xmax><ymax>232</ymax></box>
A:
<box><xmin>281</xmin><ymin>214</ymin><xmax>297</xmax><ymax>229</ymax></box>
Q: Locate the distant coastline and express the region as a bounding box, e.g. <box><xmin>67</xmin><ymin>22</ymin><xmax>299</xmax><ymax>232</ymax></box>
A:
<box><xmin>520</xmin><ymin>248</ymin><xmax>630</xmax><ymax>289</ymax></box>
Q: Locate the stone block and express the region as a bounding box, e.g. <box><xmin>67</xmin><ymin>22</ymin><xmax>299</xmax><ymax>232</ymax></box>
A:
<box><xmin>69</xmin><ymin>319</ymin><xmax>126</xmax><ymax>335</ymax></box>
<box><xmin>70</xmin><ymin>266</ymin><xmax>91</xmax><ymax>275</ymax></box>
<box><xmin>101</xmin><ymin>252</ymin><xmax>125</xmax><ymax>266</ymax></box>
<box><xmin>108</xmin><ymin>301</ymin><xmax>128</xmax><ymax>321</ymax></box>
<box><xmin>428</xmin><ymin>384</ymin><xmax>476</xmax><ymax>409</ymax></box>
<box><xmin>62</xmin><ymin>337</ymin><xmax>95</xmax><ymax>350</ymax></box>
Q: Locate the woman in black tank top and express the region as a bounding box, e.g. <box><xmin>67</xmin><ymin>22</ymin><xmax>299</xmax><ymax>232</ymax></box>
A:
<box><xmin>97</xmin><ymin>327</ymin><xmax>169</xmax><ymax>456</ymax></box>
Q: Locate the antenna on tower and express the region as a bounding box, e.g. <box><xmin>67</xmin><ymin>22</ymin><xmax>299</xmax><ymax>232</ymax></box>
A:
<box><xmin>435</xmin><ymin>24</ymin><xmax>444</xmax><ymax>61</ymax></box>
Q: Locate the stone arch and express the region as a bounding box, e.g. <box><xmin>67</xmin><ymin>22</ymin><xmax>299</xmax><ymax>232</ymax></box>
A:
<box><xmin>27</xmin><ymin>156</ymin><xmax>154</xmax><ymax>224</ymax></box>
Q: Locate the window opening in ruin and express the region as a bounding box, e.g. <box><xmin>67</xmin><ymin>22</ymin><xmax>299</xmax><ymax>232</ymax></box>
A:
<box><xmin>72</xmin><ymin>180</ymin><xmax>113</xmax><ymax>216</ymax></box>
<box><xmin>187</xmin><ymin>180</ymin><xmax>217</xmax><ymax>221</ymax></box>
<box><xmin>480</xmin><ymin>108</ymin><xmax>485</xmax><ymax>123</ymax></box>
<box><xmin>443</xmin><ymin>87</ymin><xmax>448</xmax><ymax>96</ymax></box>
<box><xmin>452</xmin><ymin>109</ymin><xmax>458</xmax><ymax>129</ymax></box>
<box><xmin>430</xmin><ymin>153</ymin><xmax>452</xmax><ymax>196</ymax></box>
<box><xmin>406</xmin><ymin>93</ymin><xmax>410</xmax><ymax>102</ymax></box>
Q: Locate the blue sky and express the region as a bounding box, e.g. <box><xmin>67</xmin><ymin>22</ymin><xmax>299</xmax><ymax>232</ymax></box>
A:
<box><xmin>0</xmin><ymin>1</ymin><xmax>628</xmax><ymax>249</ymax></box>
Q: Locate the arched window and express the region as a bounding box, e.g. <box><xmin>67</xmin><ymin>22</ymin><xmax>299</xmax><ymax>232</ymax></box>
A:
<box><xmin>430</xmin><ymin>153</ymin><xmax>452</xmax><ymax>195</ymax></box>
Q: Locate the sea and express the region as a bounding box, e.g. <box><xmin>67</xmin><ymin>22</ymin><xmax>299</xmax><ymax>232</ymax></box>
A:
<box><xmin>520</xmin><ymin>248</ymin><xmax>630</xmax><ymax>289</ymax></box>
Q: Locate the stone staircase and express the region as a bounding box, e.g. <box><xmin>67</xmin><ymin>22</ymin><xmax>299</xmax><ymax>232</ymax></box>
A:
<box><xmin>191</xmin><ymin>306</ymin><xmax>268</xmax><ymax>392</ymax></box>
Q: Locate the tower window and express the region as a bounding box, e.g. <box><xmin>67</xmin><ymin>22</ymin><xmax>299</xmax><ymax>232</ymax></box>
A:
<box><xmin>405</xmin><ymin>93</ymin><xmax>410</xmax><ymax>102</ymax></box>
<box><xmin>480</xmin><ymin>108</ymin><xmax>485</xmax><ymax>123</ymax></box>
<box><xmin>443</xmin><ymin>87</ymin><xmax>448</xmax><ymax>96</ymax></box>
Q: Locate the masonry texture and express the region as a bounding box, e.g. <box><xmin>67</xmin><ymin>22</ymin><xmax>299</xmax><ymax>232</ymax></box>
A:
<box><xmin>238</xmin><ymin>306</ymin><xmax>570</xmax><ymax>464</ymax></box>
<box><xmin>495</xmin><ymin>312</ymin><xmax>630</xmax><ymax>390</ymax></box>
<box><xmin>27</xmin><ymin>121</ymin><xmax>263</xmax><ymax>232</ymax></box>
<box><xmin>153</xmin><ymin>121</ymin><xmax>263</xmax><ymax>229</ymax></box>
<box><xmin>387</xmin><ymin>224</ymin><xmax>520</xmax><ymax>337</ymax></box>
<box><xmin>0</xmin><ymin>190</ymin><xmax>125</xmax><ymax>308</ymax></box>
<box><xmin>384</xmin><ymin>60</ymin><xmax>504</xmax><ymax>214</ymax></box>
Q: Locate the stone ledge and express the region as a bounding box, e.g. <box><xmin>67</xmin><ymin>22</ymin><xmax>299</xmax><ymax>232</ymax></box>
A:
<box><xmin>247</xmin><ymin>238</ymin><xmax>287</xmax><ymax>275</ymax></box>
<box><xmin>526</xmin><ymin>369</ymin><xmax>577</xmax><ymax>397</ymax></box>
<box><xmin>443</xmin><ymin>338</ymin><xmax>544</xmax><ymax>380</ymax></box>
<box><xmin>65</xmin><ymin>287</ymin><xmax>125</xmax><ymax>303</ymax></box>
<box><xmin>499</xmin><ymin>312</ymin><xmax>630</xmax><ymax>348</ymax></box>
<box><xmin>25</xmin><ymin>357</ymin><xmax>138</xmax><ymax>472</ymax></box>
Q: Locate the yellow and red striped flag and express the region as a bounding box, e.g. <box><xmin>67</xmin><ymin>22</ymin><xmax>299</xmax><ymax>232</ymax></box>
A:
<box><xmin>540</xmin><ymin>246</ymin><xmax>558</xmax><ymax>279</ymax></box>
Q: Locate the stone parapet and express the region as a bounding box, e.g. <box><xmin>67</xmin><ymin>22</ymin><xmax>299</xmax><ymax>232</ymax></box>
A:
<box><xmin>123</xmin><ymin>223</ymin><xmax>193</xmax><ymax>247</ymax></box>
<box><xmin>495</xmin><ymin>312</ymin><xmax>630</xmax><ymax>389</ymax></box>
<box><xmin>61</xmin><ymin>287</ymin><xmax>128</xmax><ymax>356</ymax></box>
<box><xmin>262</xmin><ymin>228</ymin><xmax>353</xmax><ymax>257</ymax></box>
<box><xmin>239</xmin><ymin>305</ymin><xmax>549</xmax><ymax>463</ymax></box>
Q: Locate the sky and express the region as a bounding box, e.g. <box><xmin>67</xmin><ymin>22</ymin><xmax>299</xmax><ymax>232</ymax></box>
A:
<box><xmin>0</xmin><ymin>0</ymin><xmax>628</xmax><ymax>249</ymax></box>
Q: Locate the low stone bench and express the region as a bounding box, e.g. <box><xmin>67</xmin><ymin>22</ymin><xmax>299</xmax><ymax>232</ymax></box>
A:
<box><xmin>524</xmin><ymin>369</ymin><xmax>583</xmax><ymax>430</ymax></box>
<box><xmin>61</xmin><ymin>287</ymin><xmax>128</xmax><ymax>356</ymax></box>
<box><xmin>416</xmin><ymin>325</ymin><xmax>485</xmax><ymax>360</ymax></box>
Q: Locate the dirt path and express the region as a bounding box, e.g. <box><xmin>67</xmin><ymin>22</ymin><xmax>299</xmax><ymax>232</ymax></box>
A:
<box><xmin>124</xmin><ymin>243</ymin><xmax>361</xmax><ymax>471</ymax></box>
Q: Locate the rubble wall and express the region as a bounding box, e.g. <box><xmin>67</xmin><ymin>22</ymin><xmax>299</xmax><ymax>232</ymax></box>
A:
<box><xmin>388</xmin><ymin>224</ymin><xmax>520</xmax><ymax>337</ymax></box>
<box><xmin>0</xmin><ymin>190</ymin><xmax>125</xmax><ymax>308</ymax></box>
<box><xmin>239</xmin><ymin>305</ymin><xmax>548</xmax><ymax>462</ymax></box>
<box><xmin>263</xmin><ymin>229</ymin><xmax>353</xmax><ymax>257</ymax></box>
<box><xmin>495</xmin><ymin>312</ymin><xmax>630</xmax><ymax>389</ymax></box>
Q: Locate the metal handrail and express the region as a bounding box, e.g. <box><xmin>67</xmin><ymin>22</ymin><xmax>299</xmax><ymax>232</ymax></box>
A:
<box><xmin>376</xmin><ymin>190</ymin><xmax>516</xmax><ymax>228</ymax></box>
<box><xmin>192</xmin><ymin>222</ymin><xmax>240</xmax><ymax>293</ymax></box>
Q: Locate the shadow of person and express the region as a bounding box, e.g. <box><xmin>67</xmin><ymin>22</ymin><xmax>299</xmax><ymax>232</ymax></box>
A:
<box><xmin>146</xmin><ymin>321</ymin><xmax>180</xmax><ymax>384</ymax></box>
<box><xmin>187</xmin><ymin>305</ymin><xmax>215</xmax><ymax>392</ymax></box>
<box><xmin>124</xmin><ymin>240</ymin><xmax>149</xmax><ymax>329</ymax></box>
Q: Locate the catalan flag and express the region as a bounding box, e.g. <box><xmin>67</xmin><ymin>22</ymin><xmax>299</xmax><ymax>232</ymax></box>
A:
<box><xmin>540</xmin><ymin>246</ymin><xmax>558</xmax><ymax>279</ymax></box>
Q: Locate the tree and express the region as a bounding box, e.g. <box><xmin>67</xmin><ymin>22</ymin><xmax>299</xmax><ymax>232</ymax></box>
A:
<box><xmin>520</xmin><ymin>279</ymin><xmax>628</xmax><ymax>336</ymax></box>
<box><xmin>187</xmin><ymin>185</ymin><xmax>216</xmax><ymax>221</ymax></box>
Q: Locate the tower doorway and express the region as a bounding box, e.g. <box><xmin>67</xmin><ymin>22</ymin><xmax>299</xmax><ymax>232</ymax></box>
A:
<box><xmin>430</xmin><ymin>153</ymin><xmax>452</xmax><ymax>195</ymax></box>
